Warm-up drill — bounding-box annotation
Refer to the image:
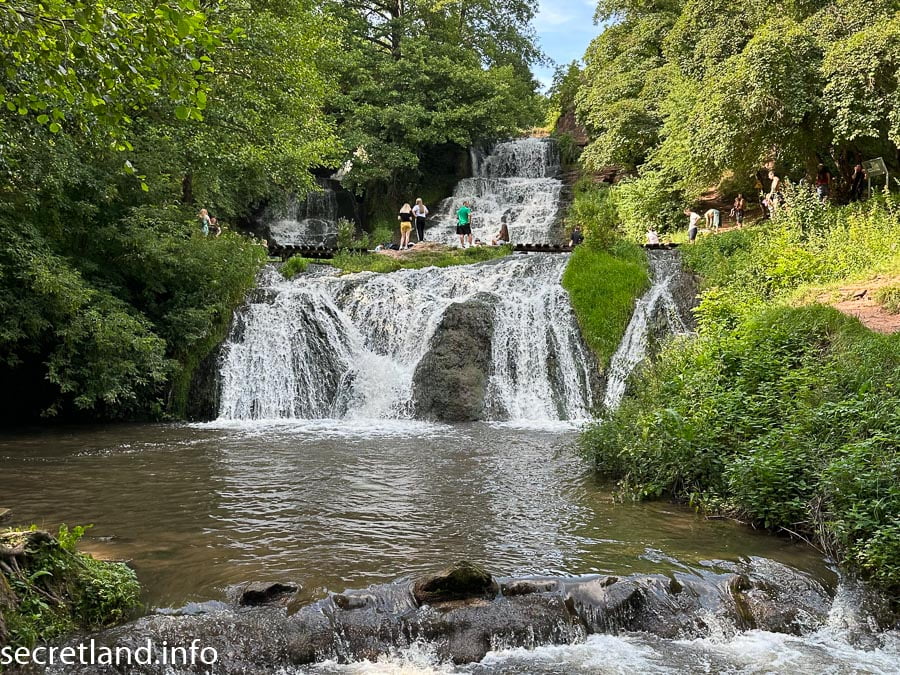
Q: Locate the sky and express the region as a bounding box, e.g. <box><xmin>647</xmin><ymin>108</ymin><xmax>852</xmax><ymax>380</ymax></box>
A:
<box><xmin>532</xmin><ymin>0</ymin><xmax>602</xmax><ymax>90</ymax></box>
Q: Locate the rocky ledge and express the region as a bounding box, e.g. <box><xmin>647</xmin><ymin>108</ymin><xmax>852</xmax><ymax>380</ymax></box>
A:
<box><xmin>49</xmin><ymin>559</ymin><xmax>847</xmax><ymax>673</ymax></box>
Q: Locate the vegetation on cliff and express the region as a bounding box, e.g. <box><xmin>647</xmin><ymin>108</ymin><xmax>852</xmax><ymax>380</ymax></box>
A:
<box><xmin>1</xmin><ymin>527</ymin><xmax>141</xmax><ymax>648</ymax></box>
<box><xmin>575</xmin><ymin>0</ymin><xmax>900</xmax><ymax>209</ymax></box>
<box><xmin>561</xmin><ymin>181</ymin><xmax>649</xmax><ymax>369</ymax></box>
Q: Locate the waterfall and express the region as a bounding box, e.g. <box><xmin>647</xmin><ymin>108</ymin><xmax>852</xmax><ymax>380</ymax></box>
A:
<box><xmin>217</xmin><ymin>255</ymin><xmax>595</xmax><ymax>422</ymax></box>
<box><xmin>264</xmin><ymin>188</ymin><xmax>340</xmax><ymax>247</ymax></box>
<box><xmin>430</xmin><ymin>138</ymin><xmax>563</xmax><ymax>245</ymax></box>
<box><xmin>602</xmin><ymin>249</ymin><xmax>694</xmax><ymax>411</ymax></box>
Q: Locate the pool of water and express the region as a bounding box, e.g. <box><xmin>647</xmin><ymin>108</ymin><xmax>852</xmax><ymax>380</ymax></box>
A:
<box><xmin>0</xmin><ymin>421</ymin><xmax>834</xmax><ymax>609</ymax></box>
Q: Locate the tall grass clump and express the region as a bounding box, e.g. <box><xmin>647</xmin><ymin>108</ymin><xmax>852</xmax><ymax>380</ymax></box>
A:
<box><xmin>562</xmin><ymin>179</ymin><xmax>650</xmax><ymax>368</ymax></box>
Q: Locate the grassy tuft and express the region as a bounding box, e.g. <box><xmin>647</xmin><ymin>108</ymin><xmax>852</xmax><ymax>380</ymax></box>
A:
<box><xmin>562</xmin><ymin>241</ymin><xmax>649</xmax><ymax>368</ymax></box>
<box><xmin>330</xmin><ymin>245</ymin><xmax>512</xmax><ymax>274</ymax></box>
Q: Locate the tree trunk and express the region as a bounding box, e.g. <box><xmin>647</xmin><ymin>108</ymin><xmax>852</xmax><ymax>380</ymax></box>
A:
<box><xmin>181</xmin><ymin>173</ymin><xmax>194</xmax><ymax>206</ymax></box>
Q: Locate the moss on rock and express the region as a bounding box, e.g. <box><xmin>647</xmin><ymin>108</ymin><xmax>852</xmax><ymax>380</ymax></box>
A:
<box><xmin>0</xmin><ymin>526</ymin><xmax>141</xmax><ymax>648</ymax></box>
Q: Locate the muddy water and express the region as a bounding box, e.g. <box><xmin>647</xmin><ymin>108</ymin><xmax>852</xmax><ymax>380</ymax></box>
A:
<box><xmin>0</xmin><ymin>421</ymin><xmax>833</xmax><ymax>609</ymax></box>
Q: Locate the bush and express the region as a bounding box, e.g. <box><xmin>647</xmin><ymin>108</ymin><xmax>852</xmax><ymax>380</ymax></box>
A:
<box><xmin>1</xmin><ymin>526</ymin><xmax>141</xmax><ymax>648</ymax></box>
<box><xmin>566</xmin><ymin>179</ymin><xmax>619</xmax><ymax>249</ymax></box>
<box><xmin>614</xmin><ymin>170</ymin><xmax>685</xmax><ymax>241</ymax></box>
<box><xmin>875</xmin><ymin>285</ymin><xmax>900</xmax><ymax>314</ymax></box>
<box><xmin>581</xmin><ymin>295</ymin><xmax>900</xmax><ymax>595</ymax></box>
<box><xmin>281</xmin><ymin>256</ymin><xmax>314</xmax><ymax>279</ymax></box>
<box><xmin>368</xmin><ymin>224</ymin><xmax>395</xmax><ymax>248</ymax></box>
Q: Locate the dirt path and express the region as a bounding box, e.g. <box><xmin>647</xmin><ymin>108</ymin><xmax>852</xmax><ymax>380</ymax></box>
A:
<box><xmin>810</xmin><ymin>276</ymin><xmax>900</xmax><ymax>334</ymax></box>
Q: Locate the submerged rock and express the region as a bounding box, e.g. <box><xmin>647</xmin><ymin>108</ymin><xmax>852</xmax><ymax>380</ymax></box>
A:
<box><xmin>51</xmin><ymin>559</ymin><xmax>839</xmax><ymax>673</ymax></box>
<box><xmin>412</xmin><ymin>296</ymin><xmax>494</xmax><ymax>421</ymax></box>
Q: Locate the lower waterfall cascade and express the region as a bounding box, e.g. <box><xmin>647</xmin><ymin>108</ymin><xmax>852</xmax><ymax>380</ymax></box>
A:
<box><xmin>217</xmin><ymin>254</ymin><xmax>597</xmax><ymax>422</ymax></box>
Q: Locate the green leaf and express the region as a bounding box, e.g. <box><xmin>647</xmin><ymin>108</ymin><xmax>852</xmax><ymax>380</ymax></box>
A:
<box><xmin>49</xmin><ymin>122</ymin><xmax>62</xmax><ymax>133</ymax></box>
<box><xmin>174</xmin><ymin>105</ymin><xmax>190</xmax><ymax>120</ymax></box>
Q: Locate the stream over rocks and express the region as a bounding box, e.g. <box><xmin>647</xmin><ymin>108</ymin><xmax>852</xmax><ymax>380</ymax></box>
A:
<box><xmin>216</xmin><ymin>254</ymin><xmax>599</xmax><ymax>422</ymax></box>
<box><xmin>50</xmin><ymin>561</ymin><xmax>898</xmax><ymax>674</ymax></box>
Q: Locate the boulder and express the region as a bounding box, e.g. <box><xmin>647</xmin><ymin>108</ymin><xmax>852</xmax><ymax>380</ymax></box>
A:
<box><xmin>229</xmin><ymin>582</ymin><xmax>299</xmax><ymax>607</ymax></box>
<box><xmin>412</xmin><ymin>561</ymin><xmax>499</xmax><ymax>606</ymax></box>
<box><xmin>412</xmin><ymin>297</ymin><xmax>494</xmax><ymax>421</ymax></box>
<box><xmin>54</xmin><ymin>562</ymin><xmax>841</xmax><ymax>673</ymax></box>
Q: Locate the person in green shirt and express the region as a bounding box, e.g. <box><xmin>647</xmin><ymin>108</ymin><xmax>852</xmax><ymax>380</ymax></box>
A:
<box><xmin>456</xmin><ymin>201</ymin><xmax>473</xmax><ymax>248</ymax></box>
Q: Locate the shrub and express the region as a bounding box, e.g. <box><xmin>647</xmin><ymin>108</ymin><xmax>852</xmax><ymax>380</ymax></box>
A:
<box><xmin>336</xmin><ymin>217</ymin><xmax>358</xmax><ymax>249</ymax></box>
<box><xmin>1</xmin><ymin>526</ymin><xmax>141</xmax><ymax>648</ymax></box>
<box><xmin>614</xmin><ymin>169</ymin><xmax>685</xmax><ymax>241</ymax></box>
<box><xmin>582</xmin><ymin>299</ymin><xmax>900</xmax><ymax>595</ymax></box>
<box><xmin>874</xmin><ymin>285</ymin><xmax>900</xmax><ymax>314</ymax></box>
<box><xmin>566</xmin><ymin>179</ymin><xmax>619</xmax><ymax>249</ymax></box>
<box><xmin>281</xmin><ymin>256</ymin><xmax>314</xmax><ymax>279</ymax></box>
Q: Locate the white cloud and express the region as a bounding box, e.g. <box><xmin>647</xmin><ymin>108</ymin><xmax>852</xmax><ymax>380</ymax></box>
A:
<box><xmin>536</xmin><ymin>3</ymin><xmax>575</xmax><ymax>27</ymax></box>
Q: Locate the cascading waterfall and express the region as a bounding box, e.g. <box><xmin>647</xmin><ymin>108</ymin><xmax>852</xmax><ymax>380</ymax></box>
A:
<box><xmin>430</xmin><ymin>138</ymin><xmax>563</xmax><ymax>244</ymax></box>
<box><xmin>603</xmin><ymin>249</ymin><xmax>693</xmax><ymax>411</ymax></box>
<box><xmin>217</xmin><ymin>255</ymin><xmax>595</xmax><ymax>422</ymax></box>
<box><xmin>264</xmin><ymin>187</ymin><xmax>340</xmax><ymax>247</ymax></box>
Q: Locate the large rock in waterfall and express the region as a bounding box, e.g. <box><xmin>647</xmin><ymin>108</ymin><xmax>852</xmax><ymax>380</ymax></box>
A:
<box><xmin>412</xmin><ymin>295</ymin><xmax>494</xmax><ymax>421</ymax></box>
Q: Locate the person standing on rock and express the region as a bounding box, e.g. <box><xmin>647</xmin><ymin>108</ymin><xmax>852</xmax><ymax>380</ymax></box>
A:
<box><xmin>398</xmin><ymin>203</ymin><xmax>414</xmax><ymax>249</ymax></box>
<box><xmin>413</xmin><ymin>198</ymin><xmax>429</xmax><ymax>242</ymax></box>
<box><xmin>456</xmin><ymin>201</ymin><xmax>473</xmax><ymax>248</ymax></box>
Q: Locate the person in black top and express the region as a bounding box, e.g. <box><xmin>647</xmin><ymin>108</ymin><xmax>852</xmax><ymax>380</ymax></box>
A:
<box><xmin>569</xmin><ymin>226</ymin><xmax>584</xmax><ymax>247</ymax></box>
<box><xmin>850</xmin><ymin>164</ymin><xmax>867</xmax><ymax>202</ymax></box>
<box><xmin>398</xmin><ymin>203</ymin><xmax>414</xmax><ymax>249</ymax></box>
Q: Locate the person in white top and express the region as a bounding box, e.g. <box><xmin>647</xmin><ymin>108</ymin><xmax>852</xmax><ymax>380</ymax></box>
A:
<box><xmin>412</xmin><ymin>197</ymin><xmax>429</xmax><ymax>242</ymax></box>
<box><xmin>684</xmin><ymin>208</ymin><xmax>701</xmax><ymax>243</ymax></box>
<box><xmin>704</xmin><ymin>208</ymin><xmax>721</xmax><ymax>231</ymax></box>
<box><xmin>646</xmin><ymin>229</ymin><xmax>660</xmax><ymax>246</ymax></box>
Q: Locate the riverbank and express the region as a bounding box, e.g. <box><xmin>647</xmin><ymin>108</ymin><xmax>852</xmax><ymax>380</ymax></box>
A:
<box><xmin>1</xmin><ymin>527</ymin><xmax>140</xmax><ymax>648</ymax></box>
<box><xmin>580</xmin><ymin>193</ymin><xmax>900</xmax><ymax>601</ymax></box>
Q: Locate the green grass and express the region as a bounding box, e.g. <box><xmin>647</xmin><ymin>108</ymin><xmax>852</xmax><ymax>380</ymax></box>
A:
<box><xmin>875</xmin><ymin>284</ymin><xmax>900</xmax><ymax>314</ymax></box>
<box><xmin>329</xmin><ymin>245</ymin><xmax>512</xmax><ymax>274</ymax></box>
<box><xmin>562</xmin><ymin>240</ymin><xmax>650</xmax><ymax>369</ymax></box>
<box><xmin>281</xmin><ymin>256</ymin><xmax>314</xmax><ymax>279</ymax></box>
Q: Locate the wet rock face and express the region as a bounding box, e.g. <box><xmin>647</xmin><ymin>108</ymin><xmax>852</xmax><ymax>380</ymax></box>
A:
<box><xmin>413</xmin><ymin>561</ymin><xmax>499</xmax><ymax>605</ymax></box>
<box><xmin>412</xmin><ymin>296</ymin><xmax>494</xmax><ymax>421</ymax></box>
<box><xmin>184</xmin><ymin>343</ymin><xmax>223</xmax><ymax>422</ymax></box>
<box><xmin>55</xmin><ymin>559</ymin><xmax>839</xmax><ymax>673</ymax></box>
<box><xmin>228</xmin><ymin>582</ymin><xmax>299</xmax><ymax>607</ymax></box>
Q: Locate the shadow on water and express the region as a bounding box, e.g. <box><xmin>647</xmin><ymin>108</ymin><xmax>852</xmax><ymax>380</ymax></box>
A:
<box><xmin>0</xmin><ymin>421</ymin><xmax>834</xmax><ymax>609</ymax></box>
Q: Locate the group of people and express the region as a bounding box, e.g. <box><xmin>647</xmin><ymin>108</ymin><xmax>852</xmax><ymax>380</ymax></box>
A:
<box><xmin>198</xmin><ymin>208</ymin><xmax>222</xmax><ymax>237</ymax></box>
<box><xmin>397</xmin><ymin>198</ymin><xmax>430</xmax><ymax>248</ymax></box>
<box><xmin>397</xmin><ymin>199</ymin><xmax>511</xmax><ymax>249</ymax></box>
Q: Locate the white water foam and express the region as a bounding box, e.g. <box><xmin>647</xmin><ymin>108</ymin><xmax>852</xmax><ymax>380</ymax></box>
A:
<box><xmin>602</xmin><ymin>249</ymin><xmax>693</xmax><ymax>411</ymax></box>
<box><xmin>217</xmin><ymin>254</ymin><xmax>594</xmax><ymax>423</ymax></box>
<box><xmin>429</xmin><ymin>138</ymin><xmax>563</xmax><ymax>245</ymax></box>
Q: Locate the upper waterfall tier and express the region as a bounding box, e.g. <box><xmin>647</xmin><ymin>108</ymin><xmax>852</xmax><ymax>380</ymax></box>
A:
<box><xmin>430</xmin><ymin>138</ymin><xmax>564</xmax><ymax>245</ymax></box>
<box><xmin>217</xmin><ymin>255</ymin><xmax>596</xmax><ymax>422</ymax></box>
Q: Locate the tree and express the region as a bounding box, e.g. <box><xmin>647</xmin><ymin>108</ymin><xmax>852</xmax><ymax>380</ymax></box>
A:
<box><xmin>322</xmin><ymin>0</ymin><xmax>543</xmax><ymax>199</ymax></box>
